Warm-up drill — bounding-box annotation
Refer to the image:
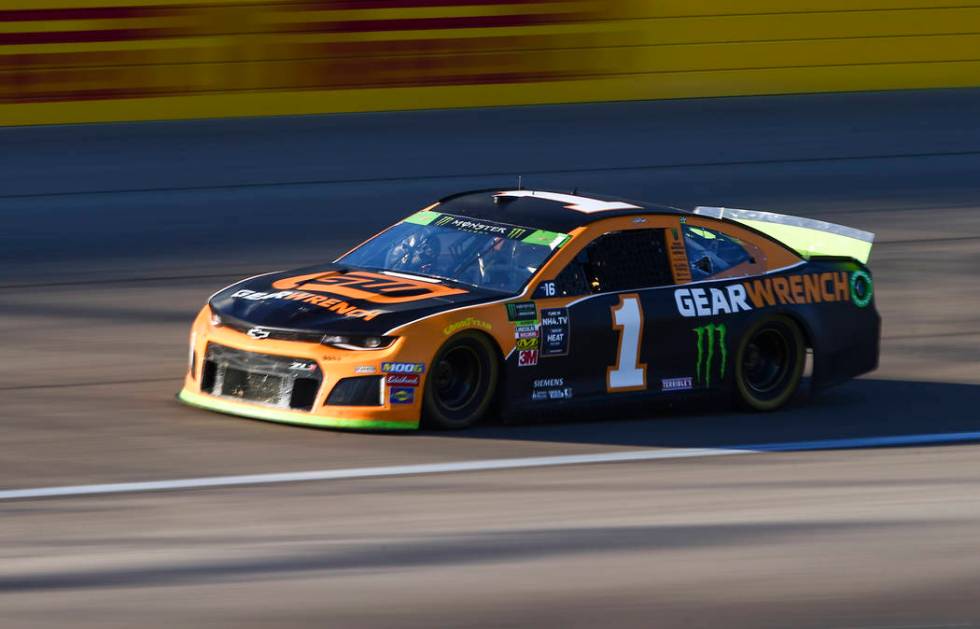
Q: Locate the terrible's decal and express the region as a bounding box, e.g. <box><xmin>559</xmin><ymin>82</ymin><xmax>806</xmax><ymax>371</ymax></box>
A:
<box><xmin>674</xmin><ymin>271</ymin><xmax>861</xmax><ymax>317</ymax></box>
<box><xmin>443</xmin><ymin>317</ymin><xmax>492</xmax><ymax>336</ymax></box>
<box><xmin>386</xmin><ymin>374</ymin><xmax>420</xmax><ymax>387</ymax></box>
<box><xmin>271</xmin><ymin>271</ymin><xmax>466</xmax><ymax>304</ymax></box>
<box><xmin>539</xmin><ymin>307</ymin><xmax>570</xmax><ymax>357</ymax></box>
<box><xmin>389</xmin><ymin>387</ymin><xmax>415</xmax><ymax>404</ymax></box>
<box><xmin>661</xmin><ymin>377</ymin><xmax>694</xmax><ymax>392</ymax></box>
<box><xmin>381</xmin><ymin>362</ymin><xmax>425</xmax><ymax>374</ymax></box>
<box><xmin>693</xmin><ymin>323</ymin><xmax>727</xmax><ymax>387</ymax></box>
<box><xmin>231</xmin><ymin>289</ymin><xmax>383</xmax><ymax>321</ymax></box>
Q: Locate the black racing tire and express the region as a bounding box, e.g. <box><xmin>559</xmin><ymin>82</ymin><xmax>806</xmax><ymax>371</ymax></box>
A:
<box><xmin>422</xmin><ymin>331</ymin><xmax>499</xmax><ymax>430</ymax></box>
<box><xmin>734</xmin><ymin>315</ymin><xmax>806</xmax><ymax>412</ymax></box>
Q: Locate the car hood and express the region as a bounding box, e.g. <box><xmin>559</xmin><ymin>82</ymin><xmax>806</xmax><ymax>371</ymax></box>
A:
<box><xmin>209</xmin><ymin>263</ymin><xmax>508</xmax><ymax>335</ymax></box>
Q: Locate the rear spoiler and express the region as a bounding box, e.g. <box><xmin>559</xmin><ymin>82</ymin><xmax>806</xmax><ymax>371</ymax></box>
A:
<box><xmin>693</xmin><ymin>206</ymin><xmax>875</xmax><ymax>264</ymax></box>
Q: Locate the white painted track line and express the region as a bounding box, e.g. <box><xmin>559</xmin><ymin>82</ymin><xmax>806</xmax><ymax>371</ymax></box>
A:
<box><xmin>2</xmin><ymin>431</ymin><xmax>980</xmax><ymax>501</ymax></box>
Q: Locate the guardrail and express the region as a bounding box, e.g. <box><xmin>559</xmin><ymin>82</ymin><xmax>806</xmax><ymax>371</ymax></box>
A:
<box><xmin>2</xmin><ymin>0</ymin><xmax>979</xmax><ymax>125</ymax></box>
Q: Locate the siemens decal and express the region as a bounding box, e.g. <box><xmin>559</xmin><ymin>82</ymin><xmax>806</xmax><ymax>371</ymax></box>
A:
<box><xmin>675</xmin><ymin>271</ymin><xmax>857</xmax><ymax>317</ymax></box>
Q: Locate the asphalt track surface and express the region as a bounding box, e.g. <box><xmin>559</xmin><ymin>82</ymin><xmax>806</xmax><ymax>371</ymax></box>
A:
<box><xmin>2</xmin><ymin>89</ymin><xmax>980</xmax><ymax>628</ymax></box>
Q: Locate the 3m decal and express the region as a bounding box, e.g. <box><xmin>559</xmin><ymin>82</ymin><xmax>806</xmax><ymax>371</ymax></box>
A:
<box><xmin>516</xmin><ymin>337</ymin><xmax>539</xmax><ymax>351</ymax></box>
<box><xmin>661</xmin><ymin>377</ymin><xmax>693</xmax><ymax>392</ymax></box>
<box><xmin>271</xmin><ymin>271</ymin><xmax>466</xmax><ymax>304</ymax></box>
<box><xmin>381</xmin><ymin>362</ymin><xmax>425</xmax><ymax>374</ymax></box>
<box><xmin>386</xmin><ymin>374</ymin><xmax>420</xmax><ymax>387</ymax></box>
<box><xmin>850</xmin><ymin>270</ymin><xmax>873</xmax><ymax>308</ymax></box>
<box><xmin>693</xmin><ymin>323</ymin><xmax>727</xmax><ymax>387</ymax></box>
<box><xmin>518</xmin><ymin>349</ymin><xmax>539</xmax><ymax>367</ymax></box>
<box><xmin>231</xmin><ymin>289</ymin><xmax>383</xmax><ymax>321</ymax></box>
<box><xmin>389</xmin><ymin>387</ymin><xmax>415</xmax><ymax>404</ymax></box>
<box><xmin>443</xmin><ymin>317</ymin><xmax>492</xmax><ymax>336</ymax></box>
<box><xmin>607</xmin><ymin>294</ymin><xmax>646</xmax><ymax>392</ymax></box>
<box><xmin>507</xmin><ymin>302</ymin><xmax>537</xmax><ymax>322</ymax></box>
<box><xmin>540</xmin><ymin>307</ymin><xmax>570</xmax><ymax>357</ymax></box>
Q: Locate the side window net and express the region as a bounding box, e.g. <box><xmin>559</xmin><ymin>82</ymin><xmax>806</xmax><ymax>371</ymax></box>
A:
<box><xmin>554</xmin><ymin>229</ymin><xmax>672</xmax><ymax>295</ymax></box>
<box><xmin>683</xmin><ymin>225</ymin><xmax>751</xmax><ymax>281</ymax></box>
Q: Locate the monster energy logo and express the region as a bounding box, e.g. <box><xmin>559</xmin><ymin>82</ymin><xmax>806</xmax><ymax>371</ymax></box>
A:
<box><xmin>693</xmin><ymin>323</ymin><xmax>727</xmax><ymax>387</ymax></box>
<box><xmin>507</xmin><ymin>227</ymin><xmax>528</xmax><ymax>239</ymax></box>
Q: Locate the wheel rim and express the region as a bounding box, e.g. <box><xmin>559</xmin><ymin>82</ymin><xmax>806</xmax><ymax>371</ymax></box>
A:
<box><xmin>742</xmin><ymin>328</ymin><xmax>791</xmax><ymax>395</ymax></box>
<box><xmin>433</xmin><ymin>344</ymin><xmax>483</xmax><ymax>412</ymax></box>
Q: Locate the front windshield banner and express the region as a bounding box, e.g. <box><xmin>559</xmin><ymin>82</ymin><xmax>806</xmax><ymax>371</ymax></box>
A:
<box><xmin>338</xmin><ymin>210</ymin><xmax>571</xmax><ymax>293</ymax></box>
<box><xmin>404</xmin><ymin>211</ymin><xmax>570</xmax><ymax>250</ymax></box>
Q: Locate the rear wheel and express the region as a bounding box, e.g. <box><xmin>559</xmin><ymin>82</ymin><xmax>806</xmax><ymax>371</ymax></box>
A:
<box><xmin>422</xmin><ymin>332</ymin><xmax>498</xmax><ymax>430</ymax></box>
<box><xmin>734</xmin><ymin>316</ymin><xmax>805</xmax><ymax>411</ymax></box>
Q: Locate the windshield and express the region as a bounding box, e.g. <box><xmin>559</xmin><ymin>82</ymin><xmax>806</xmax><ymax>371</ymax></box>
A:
<box><xmin>338</xmin><ymin>210</ymin><xmax>570</xmax><ymax>293</ymax></box>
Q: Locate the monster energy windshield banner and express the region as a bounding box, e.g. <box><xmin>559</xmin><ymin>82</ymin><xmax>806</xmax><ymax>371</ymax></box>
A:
<box><xmin>693</xmin><ymin>323</ymin><xmax>728</xmax><ymax>387</ymax></box>
<box><xmin>404</xmin><ymin>211</ymin><xmax>570</xmax><ymax>249</ymax></box>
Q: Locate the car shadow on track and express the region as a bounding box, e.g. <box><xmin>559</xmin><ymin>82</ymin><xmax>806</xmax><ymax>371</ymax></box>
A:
<box><xmin>450</xmin><ymin>379</ymin><xmax>980</xmax><ymax>449</ymax></box>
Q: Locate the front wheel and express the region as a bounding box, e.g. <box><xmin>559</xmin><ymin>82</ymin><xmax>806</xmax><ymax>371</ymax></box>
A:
<box><xmin>734</xmin><ymin>316</ymin><xmax>806</xmax><ymax>411</ymax></box>
<box><xmin>422</xmin><ymin>332</ymin><xmax>499</xmax><ymax>430</ymax></box>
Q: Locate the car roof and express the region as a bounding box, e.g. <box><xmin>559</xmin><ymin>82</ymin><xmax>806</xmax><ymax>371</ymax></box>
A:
<box><xmin>437</xmin><ymin>189</ymin><xmax>689</xmax><ymax>233</ymax></box>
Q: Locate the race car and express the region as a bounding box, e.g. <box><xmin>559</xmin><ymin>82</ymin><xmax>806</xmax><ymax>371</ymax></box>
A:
<box><xmin>178</xmin><ymin>189</ymin><xmax>879</xmax><ymax>430</ymax></box>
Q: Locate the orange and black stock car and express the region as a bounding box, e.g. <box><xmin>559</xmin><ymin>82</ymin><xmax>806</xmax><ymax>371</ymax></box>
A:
<box><xmin>179</xmin><ymin>189</ymin><xmax>879</xmax><ymax>430</ymax></box>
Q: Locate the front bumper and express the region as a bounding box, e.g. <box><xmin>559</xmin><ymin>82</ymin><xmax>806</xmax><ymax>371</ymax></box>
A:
<box><xmin>177</xmin><ymin>388</ymin><xmax>417</xmax><ymax>430</ymax></box>
<box><xmin>178</xmin><ymin>307</ymin><xmax>422</xmax><ymax>430</ymax></box>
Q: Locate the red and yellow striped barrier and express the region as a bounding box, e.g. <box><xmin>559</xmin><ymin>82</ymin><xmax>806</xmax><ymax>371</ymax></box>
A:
<box><xmin>2</xmin><ymin>0</ymin><xmax>979</xmax><ymax>125</ymax></box>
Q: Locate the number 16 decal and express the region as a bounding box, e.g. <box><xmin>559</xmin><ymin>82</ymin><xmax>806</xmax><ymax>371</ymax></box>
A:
<box><xmin>607</xmin><ymin>294</ymin><xmax>647</xmax><ymax>392</ymax></box>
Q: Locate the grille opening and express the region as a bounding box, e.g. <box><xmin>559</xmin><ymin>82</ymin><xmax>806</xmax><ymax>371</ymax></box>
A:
<box><xmin>326</xmin><ymin>376</ymin><xmax>383</xmax><ymax>406</ymax></box>
<box><xmin>201</xmin><ymin>359</ymin><xmax>217</xmax><ymax>392</ymax></box>
<box><xmin>190</xmin><ymin>351</ymin><xmax>197</xmax><ymax>380</ymax></box>
<box><xmin>200</xmin><ymin>344</ymin><xmax>322</xmax><ymax>411</ymax></box>
<box><xmin>290</xmin><ymin>378</ymin><xmax>320</xmax><ymax>410</ymax></box>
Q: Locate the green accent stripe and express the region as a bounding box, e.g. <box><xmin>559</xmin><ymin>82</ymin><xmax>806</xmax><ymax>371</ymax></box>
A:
<box><xmin>523</xmin><ymin>229</ymin><xmax>570</xmax><ymax>249</ymax></box>
<box><xmin>738</xmin><ymin>219</ymin><xmax>873</xmax><ymax>263</ymax></box>
<box><xmin>178</xmin><ymin>389</ymin><xmax>418</xmax><ymax>431</ymax></box>
<box><xmin>403</xmin><ymin>210</ymin><xmax>441</xmax><ymax>226</ymax></box>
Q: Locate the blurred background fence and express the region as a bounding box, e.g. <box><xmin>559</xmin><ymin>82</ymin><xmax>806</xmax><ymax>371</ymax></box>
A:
<box><xmin>2</xmin><ymin>0</ymin><xmax>980</xmax><ymax>125</ymax></box>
